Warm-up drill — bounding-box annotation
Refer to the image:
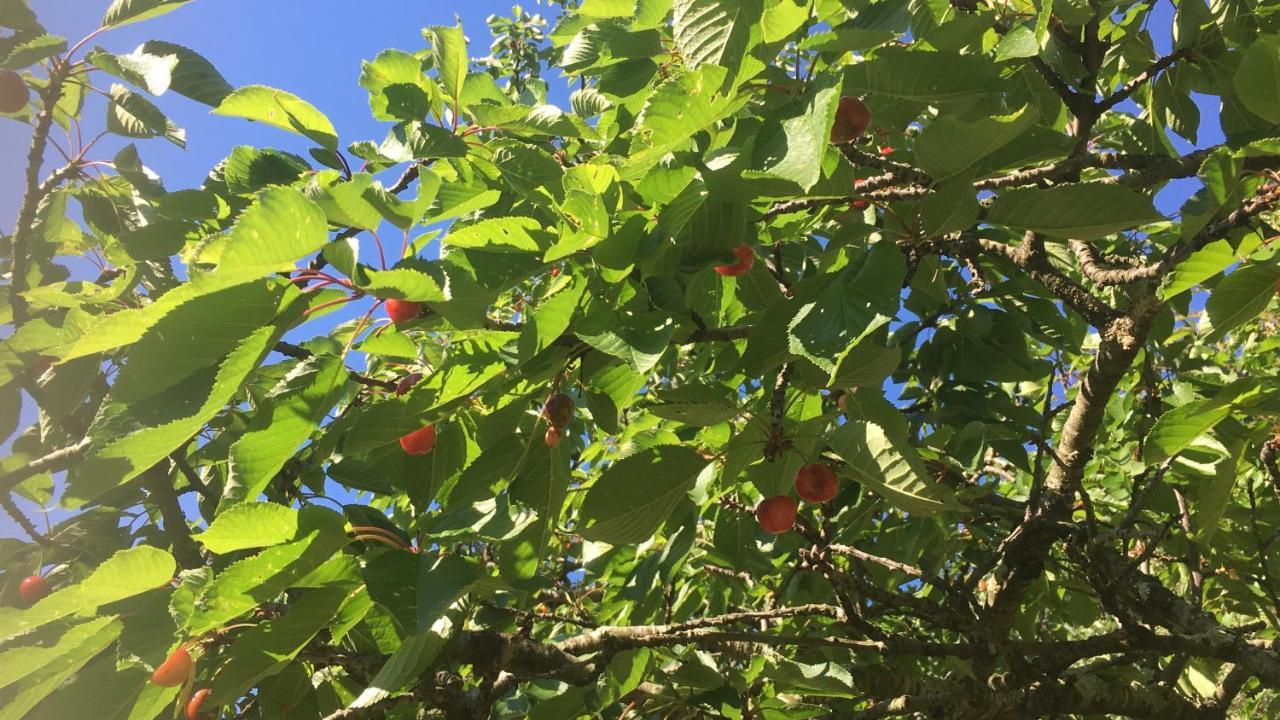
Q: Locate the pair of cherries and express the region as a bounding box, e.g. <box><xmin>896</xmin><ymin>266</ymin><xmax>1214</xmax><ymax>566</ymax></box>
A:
<box><xmin>754</xmin><ymin>463</ymin><xmax>840</xmax><ymax>534</ymax></box>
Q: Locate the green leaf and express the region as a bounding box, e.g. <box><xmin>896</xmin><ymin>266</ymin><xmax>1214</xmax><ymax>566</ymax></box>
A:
<box><xmin>109</xmin><ymin>280</ymin><xmax>286</xmax><ymax>405</ymax></box>
<box><xmin>1161</xmin><ymin>237</ymin><xmax>1257</xmax><ymax>299</ymax></box>
<box><xmin>194</xmin><ymin>186</ymin><xmax>329</xmax><ymax>282</ymax></box>
<box><xmin>1144</xmin><ymin>380</ymin><xmax>1260</xmax><ymax>465</ymax></box>
<box><xmin>193</xmin><ymin>503</ymin><xmax>301</xmax><ymax>554</ymax></box>
<box><xmin>107</xmin><ymin>84</ymin><xmax>185</xmax><ymax>147</ymax></box>
<box><xmin>1204</xmin><ymin>262</ymin><xmax>1280</xmax><ymax>340</ymax></box>
<box><xmin>672</xmin><ymin>0</ymin><xmax>761</xmax><ymax>72</ymax></box>
<box><xmin>360</xmin><ymin>49</ymin><xmax>432</xmax><ymax>122</ymax></box>
<box><xmin>914</xmin><ymin>106</ymin><xmax>1035</xmax><ymax>180</ymax></box>
<box><xmin>753</xmin><ymin>73</ymin><xmax>841</xmax><ymax>191</ymax></box>
<box><xmin>919</xmin><ymin>177</ymin><xmax>980</xmax><ymax>237</ymax></box>
<box><xmin>0</xmin><ymin>34</ymin><xmax>66</xmax><ymax>70</ymax></box>
<box><xmin>102</xmin><ymin>0</ymin><xmax>191</xmax><ymax>28</ymax></box>
<box><xmin>187</xmin><ymin>512</ymin><xmax>347</xmax><ymax>635</ymax></box>
<box><xmin>827</xmin><ymin>421</ymin><xmax>965</xmax><ymax>515</ymax></box>
<box><xmin>66</xmin><ymin>325</ymin><xmax>279</xmax><ymax>506</ymax></box>
<box><xmin>519</xmin><ymin>273</ymin><xmax>587</xmax><ymax>362</ymax></box>
<box><xmin>0</xmin><ymin>546</ymin><xmax>174</xmax><ymax>643</ymax></box>
<box><xmin>994</xmin><ymin>25</ymin><xmax>1039</xmax><ymax>61</ymax></box>
<box><xmin>625</xmin><ymin>64</ymin><xmax>748</xmax><ymax>179</ymax></box>
<box><xmin>829</xmin><ymin>338</ymin><xmax>901</xmax><ymax>389</ymax></box>
<box><xmin>444</xmin><ymin>217</ymin><xmax>547</xmax><ymax>253</ymax></box>
<box><xmin>0</xmin><ymin>617</ymin><xmax>122</xmax><ymax>720</ymax></box>
<box><xmin>357</xmin><ymin>265</ymin><xmax>451</xmax><ymax>302</ymax></box>
<box><xmin>379</xmin><ymin>120</ymin><xmax>469</xmax><ymax>160</ymax></box>
<box><xmin>213</xmin><ymin>85</ymin><xmax>338</xmax><ymax>150</ymax></box>
<box><xmin>987</xmin><ymin>184</ymin><xmax>1163</xmax><ymax>240</ymax></box>
<box><xmin>1191</xmin><ymin>444</ymin><xmax>1241</xmax><ymax>543</ymax></box>
<box><xmin>579</xmin><ymin>0</ymin><xmax>636</xmax><ymax>16</ymax></box>
<box><xmin>579</xmin><ymin>445</ymin><xmax>708</xmax><ymax>544</ymax></box>
<box><xmin>88</xmin><ymin>46</ymin><xmax>178</xmax><ymax>95</ymax></box>
<box><xmin>304</xmin><ymin>171</ymin><xmax>384</xmax><ymax>230</ymax></box>
<box><xmin>576</xmin><ymin>307</ymin><xmax>675</xmax><ymax>374</ymax></box>
<box><xmin>1234</xmin><ymin>35</ymin><xmax>1280</xmax><ymax>124</ymax></box>
<box><xmin>843</xmin><ymin>48</ymin><xmax>1001</xmax><ymax>102</ymax></box>
<box><xmin>208</xmin><ymin>584</ymin><xmax>353</xmax><ymax>703</ymax></box>
<box><xmin>425</xmin><ymin>24</ymin><xmax>468</xmax><ymax>116</ymax></box>
<box><xmin>0</xmin><ymin>616</ymin><xmax>119</xmax><ymax>694</ymax></box>
<box><xmin>139</xmin><ymin>40</ymin><xmax>232</xmax><ymax>106</ymax></box>
<box><xmin>222</xmin><ymin>353</ymin><xmax>347</xmax><ymax>507</ymax></box>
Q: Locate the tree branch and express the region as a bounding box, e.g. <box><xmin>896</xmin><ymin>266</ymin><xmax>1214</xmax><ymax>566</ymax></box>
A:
<box><xmin>143</xmin><ymin>464</ymin><xmax>203</xmax><ymax>569</ymax></box>
<box><xmin>1096</xmin><ymin>49</ymin><xmax>1193</xmax><ymax>115</ymax></box>
<box><xmin>0</xmin><ymin>437</ymin><xmax>91</xmax><ymax>495</ymax></box>
<box><xmin>9</xmin><ymin>62</ymin><xmax>71</xmax><ymax>326</ymax></box>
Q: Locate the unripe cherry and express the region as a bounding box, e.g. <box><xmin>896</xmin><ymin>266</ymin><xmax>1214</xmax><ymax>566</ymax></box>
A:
<box><xmin>384</xmin><ymin>298</ymin><xmax>422</xmax><ymax>324</ymax></box>
<box><xmin>399</xmin><ymin>424</ymin><xmax>437</xmax><ymax>455</ymax></box>
<box><xmin>794</xmin><ymin>463</ymin><xmax>839</xmax><ymax>503</ymax></box>
<box><xmin>17</xmin><ymin>575</ymin><xmax>49</xmax><ymax>606</ymax></box>
<box><xmin>713</xmin><ymin>244</ymin><xmax>755</xmax><ymax>277</ymax></box>
<box><xmin>150</xmin><ymin>647</ymin><xmax>193</xmax><ymax>687</ymax></box>
<box><xmin>755</xmin><ymin>495</ymin><xmax>798</xmax><ymax>534</ymax></box>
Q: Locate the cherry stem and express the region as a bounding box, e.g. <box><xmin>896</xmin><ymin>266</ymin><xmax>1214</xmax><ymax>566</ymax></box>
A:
<box><xmin>350</xmin><ymin>533</ymin><xmax>410</xmax><ymax>551</ymax></box>
<box><xmin>369</xmin><ymin>226</ymin><xmax>387</xmax><ymax>271</ymax></box>
<box><xmin>303</xmin><ymin>294</ymin><xmax>360</xmax><ymax>316</ymax></box>
<box><xmin>349</xmin><ymin>525</ymin><xmax>411</xmax><ymax>548</ymax></box>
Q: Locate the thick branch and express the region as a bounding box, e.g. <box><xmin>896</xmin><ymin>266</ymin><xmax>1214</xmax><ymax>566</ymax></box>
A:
<box><xmin>143</xmin><ymin>464</ymin><xmax>203</xmax><ymax>569</ymax></box>
<box><xmin>985</xmin><ymin>296</ymin><xmax>1160</xmax><ymax>635</ymax></box>
<box><xmin>9</xmin><ymin>63</ymin><xmax>70</xmax><ymax>326</ymax></box>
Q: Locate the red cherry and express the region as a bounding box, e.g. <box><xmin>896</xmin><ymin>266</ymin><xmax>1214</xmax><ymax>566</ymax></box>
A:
<box><xmin>713</xmin><ymin>244</ymin><xmax>755</xmax><ymax>277</ymax></box>
<box><xmin>542</xmin><ymin>393</ymin><xmax>575</xmax><ymax>429</ymax></box>
<box><xmin>879</xmin><ymin>146</ymin><xmax>894</xmax><ymax>156</ymax></box>
<box><xmin>850</xmin><ymin>199</ymin><xmax>869</xmax><ymax>210</ymax></box>
<box><xmin>394</xmin><ymin>372</ymin><xmax>423</xmax><ymax>396</ymax></box>
<box><xmin>550</xmin><ymin>267</ymin><xmax>561</xmax><ymax>277</ymax></box>
<box><xmin>794</xmin><ymin>463</ymin><xmax>839</xmax><ymax>503</ymax></box>
<box><xmin>17</xmin><ymin>575</ymin><xmax>49</xmax><ymax>606</ymax></box>
<box><xmin>755</xmin><ymin>495</ymin><xmax>798</xmax><ymax>534</ymax></box>
<box><xmin>0</xmin><ymin>71</ymin><xmax>28</xmax><ymax>114</ymax></box>
<box><xmin>545</xmin><ymin>426</ymin><xmax>563</xmax><ymax>448</ymax></box>
<box><xmin>150</xmin><ymin>647</ymin><xmax>193</xmax><ymax>687</ymax></box>
<box><xmin>384</xmin><ymin>298</ymin><xmax>422</xmax><ymax>324</ymax></box>
<box><xmin>830</xmin><ymin>96</ymin><xmax>871</xmax><ymax>144</ymax></box>
<box><xmin>399</xmin><ymin>424</ymin><xmax>437</xmax><ymax>455</ymax></box>
<box><xmin>186</xmin><ymin>688</ymin><xmax>211</xmax><ymax>720</ymax></box>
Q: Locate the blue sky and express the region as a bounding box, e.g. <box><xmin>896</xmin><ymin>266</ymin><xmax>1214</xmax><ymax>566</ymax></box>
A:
<box><xmin>0</xmin><ymin>1</ymin><xmax>569</xmax><ymax>225</ymax></box>
<box><xmin>0</xmin><ymin>2</ymin><xmax>1222</xmax><ymax>539</ymax></box>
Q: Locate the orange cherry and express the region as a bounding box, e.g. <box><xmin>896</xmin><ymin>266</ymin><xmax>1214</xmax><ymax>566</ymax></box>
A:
<box><xmin>794</xmin><ymin>463</ymin><xmax>839</xmax><ymax>503</ymax></box>
<box><xmin>713</xmin><ymin>244</ymin><xmax>755</xmax><ymax>277</ymax></box>
<box><xmin>545</xmin><ymin>426</ymin><xmax>563</xmax><ymax>448</ymax></box>
<box><xmin>150</xmin><ymin>647</ymin><xmax>193</xmax><ymax>687</ymax></box>
<box><xmin>384</xmin><ymin>298</ymin><xmax>422</xmax><ymax>324</ymax></box>
<box><xmin>186</xmin><ymin>688</ymin><xmax>211</xmax><ymax>720</ymax></box>
<box><xmin>399</xmin><ymin>424</ymin><xmax>437</xmax><ymax>455</ymax></box>
<box><xmin>755</xmin><ymin>495</ymin><xmax>798</xmax><ymax>534</ymax></box>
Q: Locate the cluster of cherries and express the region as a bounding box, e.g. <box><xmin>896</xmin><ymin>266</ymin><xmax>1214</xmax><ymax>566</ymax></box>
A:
<box><xmin>754</xmin><ymin>462</ymin><xmax>840</xmax><ymax>534</ymax></box>
<box><xmin>148</xmin><ymin>646</ymin><xmax>212</xmax><ymax>718</ymax></box>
